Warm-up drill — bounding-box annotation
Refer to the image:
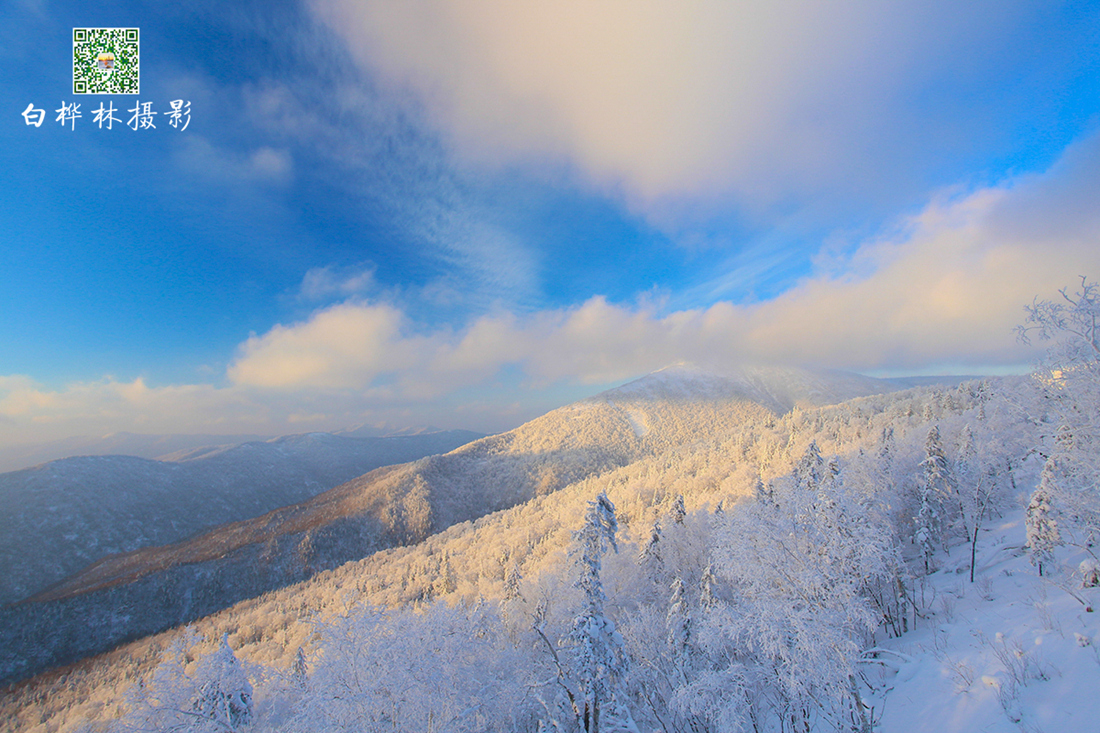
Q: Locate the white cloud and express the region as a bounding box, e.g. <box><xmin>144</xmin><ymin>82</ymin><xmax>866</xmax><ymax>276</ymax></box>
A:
<box><xmin>223</xmin><ymin>130</ymin><xmax>1100</xmax><ymax>387</ymax></box>
<box><xmin>299</xmin><ymin>264</ymin><xmax>377</xmax><ymax>301</ymax></box>
<box><xmin>6</xmin><ymin>130</ymin><xmax>1100</xmax><ymax>444</ymax></box>
<box><xmin>308</xmin><ymin>0</ymin><xmax>1043</xmax><ymax>217</ymax></box>
<box><xmin>175</xmin><ymin>136</ymin><xmax>293</xmax><ymax>185</ymax></box>
<box><xmin>228</xmin><ymin>301</ymin><xmax>427</xmax><ymax>389</ymax></box>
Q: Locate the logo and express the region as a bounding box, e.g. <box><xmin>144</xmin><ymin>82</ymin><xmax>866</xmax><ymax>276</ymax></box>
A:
<box><xmin>74</xmin><ymin>28</ymin><xmax>139</xmax><ymax>94</ymax></box>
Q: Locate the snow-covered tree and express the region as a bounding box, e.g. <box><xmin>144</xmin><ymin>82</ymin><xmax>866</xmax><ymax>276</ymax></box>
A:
<box><xmin>954</xmin><ymin>423</ymin><xmax>998</xmax><ymax>582</ymax></box>
<box><xmin>666</xmin><ymin>576</ymin><xmax>691</xmax><ymax>682</ymax></box>
<box><xmin>670</xmin><ymin>494</ymin><xmax>687</xmax><ymax>525</ymax></box>
<box><xmin>291</xmin><ymin>646</ymin><xmax>308</xmax><ymax>689</ymax></box>
<box><xmin>1026</xmin><ymin>458</ymin><xmax>1062</xmax><ymax>576</ymax></box>
<box><xmin>794</xmin><ymin>440</ymin><xmax>824</xmax><ymax>493</ymax></box>
<box><xmin>638</xmin><ymin>520</ymin><xmax>662</xmax><ymax>571</ymax></box>
<box><xmin>118</xmin><ymin>629</ymin><xmax>254</xmax><ymax>732</ymax></box>
<box><xmin>915</xmin><ymin>425</ymin><xmax>955</xmax><ymax>573</ymax></box>
<box><xmin>752</xmin><ymin>475</ymin><xmax>772</xmax><ymax>506</ymax></box>
<box><xmin>703</xmin><ymin>455</ymin><xmax>897</xmax><ymax>732</ymax></box>
<box><xmin>504</xmin><ymin>559</ymin><xmax>524</xmax><ymax>601</ymax></box>
<box><xmin>192</xmin><ymin>633</ymin><xmax>254</xmax><ymax>730</ymax></box>
<box><xmin>293</xmin><ymin>602</ymin><xmax>528</xmax><ymax>733</ymax></box>
<box><xmin>699</xmin><ymin>563</ymin><xmax>717</xmax><ymax>610</ymax></box>
<box><xmin>1019</xmin><ymin>277</ymin><xmax>1100</xmax><ymax>542</ymax></box>
<box><xmin>565</xmin><ymin>492</ymin><xmax>636</xmax><ymax>733</ymax></box>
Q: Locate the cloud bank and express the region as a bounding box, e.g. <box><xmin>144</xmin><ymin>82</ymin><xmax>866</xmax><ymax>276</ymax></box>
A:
<box><xmin>308</xmin><ymin>0</ymin><xmax>1048</xmax><ymax>218</ymax></box>
<box><xmin>228</xmin><ymin>130</ymin><xmax>1100</xmax><ymax>388</ymax></box>
<box><xmin>5</xmin><ymin>130</ymin><xmax>1099</xmax><ymax>443</ymax></box>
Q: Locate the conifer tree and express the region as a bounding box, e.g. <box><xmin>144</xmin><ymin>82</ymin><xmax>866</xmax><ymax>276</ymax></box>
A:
<box><xmin>192</xmin><ymin>633</ymin><xmax>254</xmax><ymax>730</ymax></box>
<box><xmin>671</xmin><ymin>494</ymin><xmax>687</xmax><ymax>525</ymax></box>
<box><xmin>915</xmin><ymin>425</ymin><xmax>954</xmax><ymax>572</ymax></box>
<box><xmin>1026</xmin><ymin>458</ymin><xmax>1062</xmax><ymax>576</ymax></box>
<box><xmin>292</xmin><ymin>646</ymin><xmax>308</xmax><ymax>689</ymax></box>
<box><xmin>795</xmin><ymin>440</ymin><xmax>824</xmax><ymax>493</ymax></box>
<box><xmin>639</xmin><ymin>521</ymin><xmax>662</xmax><ymax>568</ymax></box>
<box><xmin>699</xmin><ymin>564</ymin><xmax>718</xmax><ymax>610</ymax></box>
<box><xmin>666</xmin><ymin>577</ymin><xmax>691</xmax><ymax>683</ymax></box>
<box><xmin>503</xmin><ymin>560</ymin><xmax>524</xmax><ymax>601</ymax></box>
<box><xmin>753</xmin><ymin>476</ymin><xmax>773</xmax><ymax>506</ymax></box>
<box><xmin>568</xmin><ymin>492</ymin><xmax>634</xmax><ymax>733</ymax></box>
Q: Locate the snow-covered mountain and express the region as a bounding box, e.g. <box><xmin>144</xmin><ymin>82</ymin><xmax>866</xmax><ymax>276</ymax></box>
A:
<box><xmin>331</xmin><ymin>423</ymin><xmax>449</xmax><ymax>439</ymax></box>
<box><xmin>0</xmin><ymin>431</ymin><xmax>273</xmax><ymax>474</ymax></box>
<box><xmin>0</xmin><ymin>424</ymin><xmax>451</xmax><ymax>473</ymax></box>
<box><xmin>595</xmin><ymin>361</ymin><xmax>906</xmax><ymax>410</ymax></box>
<box><xmin>0</xmin><ymin>364</ymin><xmax>913</xmax><ymax>685</ymax></box>
<box><xmin>0</xmin><ymin>430</ymin><xmax>482</xmax><ymax>606</ymax></box>
<box><xmin>1</xmin><ymin>370</ymin><xmax>1031</xmax><ymax>732</ymax></box>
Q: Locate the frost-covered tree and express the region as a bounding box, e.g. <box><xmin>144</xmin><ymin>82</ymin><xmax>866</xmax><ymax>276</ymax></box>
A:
<box><xmin>670</xmin><ymin>494</ymin><xmax>687</xmax><ymax>525</ymax></box>
<box><xmin>794</xmin><ymin>440</ymin><xmax>824</xmax><ymax>493</ymax></box>
<box><xmin>752</xmin><ymin>475</ymin><xmax>771</xmax><ymax>505</ymax></box>
<box><xmin>699</xmin><ymin>563</ymin><xmax>717</xmax><ymax>610</ymax></box>
<box><xmin>291</xmin><ymin>646</ymin><xmax>308</xmax><ymax>689</ymax></box>
<box><xmin>504</xmin><ymin>559</ymin><xmax>524</xmax><ymax>601</ymax></box>
<box><xmin>915</xmin><ymin>425</ymin><xmax>955</xmax><ymax>573</ymax></box>
<box><xmin>879</xmin><ymin>425</ymin><xmax>896</xmax><ymax>463</ymax></box>
<box><xmin>1026</xmin><ymin>458</ymin><xmax>1062</xmax><ymax>576</ymax></box>
<box><xmin>666</xmin><ymin>576</ymin><xmax>691</xmax><ymax>682</ymax></box>
<box><xmin>954</xmin><ymin>423</ymin><xmax>999</xmax><ymax>582</ymax></box>
<box><xmin>639</xmin><ymin>521</ymin><xmax>662</xmax><ymax>570</ymax></box>
<box><xmin>703</xmin><ymin>456</ymin><xmax>896</xmax><ymax>732</ymax></box>
<box><xmin>117</xmin><ymin>629</ymin><xmax>254</xmax><ymax>732</ymax></box>
<box><xmin>565</xmin><ymin>492</ymin><xmax>636</xmax><ymax>733</ymax></box>
<box><xmin>192</xmin><ymin>633</ymin><xmax>254</xmax><ymax>730</ymax></box>
<box><xmin>292</xmin><ymin>602</ymin><xmax>528</xmax><ymax>733</ymax></box>
<box><xmin>1019</xmin><ymin>276</ymin><xmax>1100</xmax><ymax>542</ymax></box>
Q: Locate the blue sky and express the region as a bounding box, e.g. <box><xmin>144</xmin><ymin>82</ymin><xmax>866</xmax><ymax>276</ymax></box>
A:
<box><xmin>2</xmin><ymin>0</ymin><xmax>1100</xmax><ymax>444</ymax></box>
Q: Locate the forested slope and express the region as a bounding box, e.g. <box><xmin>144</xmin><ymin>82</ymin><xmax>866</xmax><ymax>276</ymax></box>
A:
<box><xmin>0</xmin><ymin>365</ymin><xmax>897</xmax><ymax>689</ymax></box>
<box><xmin>0</xmin><ymin>430</ymin><xmax>482</xmax><ymax>605</ymax></box>
<box><xmin>0</xmin><ymin>372</ymin><xmax>1013</xmax><ymax>732</ymax></box>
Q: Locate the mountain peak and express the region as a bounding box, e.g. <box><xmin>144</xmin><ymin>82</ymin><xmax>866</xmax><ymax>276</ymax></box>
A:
<box><xmin>594</xmin><ymin>362</ymin><xmax>904</xmax><ymax>413</ymax></box>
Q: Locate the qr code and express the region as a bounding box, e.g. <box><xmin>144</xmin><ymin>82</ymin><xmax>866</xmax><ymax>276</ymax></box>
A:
<box><xmin>73</xmin><ymin>28</ymin><xmax>139</xmax><ymax>94</ymax></box>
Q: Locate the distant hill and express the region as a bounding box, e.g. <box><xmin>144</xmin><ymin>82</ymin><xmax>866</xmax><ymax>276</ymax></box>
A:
<box><xmin>599</xmin><ymin>361</ymin><xmax>909</xmax><ymax>410</ymax></box>
<box><xmin>0</xmin><ymin>430</ymin><xmax>483</xmax><ymax>606</ymax></box>
<box><xmin>0</xmin><ymin>363</ymin><xmax>913</xmax><ymax>683</ymax></box>
<box><xmin>882</xmin><ymin>374</ymin><xmax>981</xmax><ymax>389</ymax></box>
<box><xmin>0</xmin><ymin>424</ymin><xmax>452</xmax><ymax>473</ymax></box>
<box><xmin>0</xmin><ymin>432</ymin><xmax>273</xmax><ymax>474</ymax></box>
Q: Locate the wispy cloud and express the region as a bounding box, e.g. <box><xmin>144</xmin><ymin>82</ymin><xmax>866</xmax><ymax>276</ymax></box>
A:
<box><xmin>4</xmin><ymin>128</ymin><xmax>1099</xmax><ymax>443</ymax></box>
<box><xmin>299</xmin><ymin>264</ymin><xmax>377</xmax><ymax>301</ymax></box>
<box><xmin>174</xmin><ymin>136</ymin><xmax>293</xmax><ymax>186</ymax></box>
<box><xmin>241</xmin><ymin>73</ymin><xmax>542</xmax><ymax>312</ymax></box>
<box><xmin>308</xmin><ymin>0</ymin><xmax>1056</xmax><ymax>226</ymax></box>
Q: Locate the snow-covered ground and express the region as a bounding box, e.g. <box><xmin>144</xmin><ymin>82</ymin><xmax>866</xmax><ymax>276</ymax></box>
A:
<box><xmin>870</xmin><ymin>520</ymin><xmax>1100</xmax><ymax>733</ymax></box>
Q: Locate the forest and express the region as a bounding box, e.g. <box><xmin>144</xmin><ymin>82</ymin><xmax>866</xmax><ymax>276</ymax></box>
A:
<box><xmin>2</xmin><ymin>280</ymin><xmax>1098</xmax><ymax>733</ymax></box>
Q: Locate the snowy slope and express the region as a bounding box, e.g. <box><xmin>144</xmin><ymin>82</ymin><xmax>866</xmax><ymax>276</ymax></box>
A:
<box><xmin>0</xmin><ymin>363</ymin><xmax>898</xmax><ymax>684</ymax></box>
<box><xmin>868</xmin><ymin>520</ymin><xmax>1100</xmax><ymax>733</ymax></box>
<box><xmin>0</xmin><ymin>430</ymin><xmax>482</xmax><ymax>605</ymax></box>
<box><xmin>26</xmin><ymin>363</ymin><xmax>896</xmax><ymax>607</ymax></box>
<box><xmin>2</xmin><ymin>375</ymin><xmax>1041</xmax><ymax>732</ymax></box>
<box><xmin>597</xmin><ymin>361</ymin><xmax>910</xmax><ymax>411</ymax></box>
<box><xmin>0</xmin><ymin>375</ymin><xmax>1010</xmax><ymax>731</ymax></box>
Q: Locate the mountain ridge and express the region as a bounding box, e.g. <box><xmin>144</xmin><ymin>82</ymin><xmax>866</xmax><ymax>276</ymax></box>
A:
<box><xmin>0</xmin><ymin>363</ymin><xmax>972</xmax><ymax>684</ymax></box>
<box><xmin>0</xmin><ymin>430</ymin><xmax>483</xmax><ymax>606</ymax></box>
